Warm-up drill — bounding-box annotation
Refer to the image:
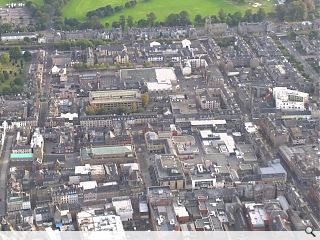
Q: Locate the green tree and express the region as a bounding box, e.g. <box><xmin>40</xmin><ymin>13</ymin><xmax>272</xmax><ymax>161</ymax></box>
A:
<box><xmin>256</xmin><ymin>8</ymin><xmax>266</xmax><ymax>21</ymax></box>
<box><xmin>179</xmin><ymin>11</ymin><xmax>190</xmax><ymax>25</ymax></box>
<box><xmin>2</xmin><ymin>86</ymin><xmax>11</xmax><ymax>95</ymax></box>
<box><xmin>112</xmin><ymin>21</ymin><xmax>120</xmax><ymax>28</ymax></box>
<box><xmin>9</xmin><ymin>47</ymin><xmax>22</xmax><ymax>61</ymax></box>
<box><xmin>147</xmin><ymin>12</ymin><xmax>157</xmax><ymax>27</ymax></box>
<box><xmin>23</xmin><ymin>51</ymin><xmax>32</xmax><ymax>62</ymax></box>
<box><xmin>13</xmin><ymin>77</ymin><xmax>23</xmax><ymax>86</ymax></box>
<box><xmin>119</xmin><ymin>15</ymin><xmax>126</xmax><ymax>30</ymax></box>
<box><xmin>141</xmin><ymin>92</ymin><xmax>150</xmax><ymax>107</ymax></box>
<box><xmin>289</xmin><ymin>31</ymin><xmax>297</xmax><ymax>40</ymax></box>
<box><xmin>165</xmin><ymin>13</ymin><xmax>180</xmax><ymax>26</ymax></box>
<box><xmin>3</xmin><ymin>71</ymin><xmax>9</xmax><ymax>80</ymax></box>
<box><xmin>127</xmin><ymin>16</ymin><xmax>134</xmax><ymax>28</ymax></box>
<box><xmin>0</xmin><ymin>53</ymin><xmax>10</xmax><ymax>64</ymax></box>
<box><xmin>218</xmin><ymin>9</ymin><xmax>226</xmax><ymax>22</ymax></box>
<box><xmin>275</xmin><ymin>5</ymin><xmax>286</xmax><ymax>21</ymax></box>
<box><xmin>308</xmin><ymin>30</ymin><xmax>319</xmax><ymax>40</ymax></box>
<box><xmin>137</xmin><ymin>19</ymin><xmax>149</xmax><ymax>28</ymax></box>
<box><xmin>194</xmin><ymin>14</ymin><xmax>203</xmax><ymax>27</ymax></box>
<box><xmin>0</xmin><ymin>73</ymin><xmax>4</xmax><ymax>83</ymax></box>
<box><xmin>244</xmin><ymin>9</ymin><xmax>253</xmax><ymax>22</ymax></box>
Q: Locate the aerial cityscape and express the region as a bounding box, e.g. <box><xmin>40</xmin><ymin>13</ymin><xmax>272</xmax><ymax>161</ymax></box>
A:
<box><xmin>0</xmin><ymin>0</ymin><xmax>319</xmax><ymax>233</ymax></box>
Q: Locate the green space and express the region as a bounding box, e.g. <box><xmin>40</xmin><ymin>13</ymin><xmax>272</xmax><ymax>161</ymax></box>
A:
<box><xmin>0</xmin><ymin>61</ymin><xmax>24</xmax><ymax>94</ymax></box>
<box><xmin>0</xmin><ymin>48</ymin><xmax>29</xmax><ymax>95</ymax></box>
<box><xmin>63</xmin><ymin>0</ymin><xmax>275</xmax><ymax>23</ymax></box>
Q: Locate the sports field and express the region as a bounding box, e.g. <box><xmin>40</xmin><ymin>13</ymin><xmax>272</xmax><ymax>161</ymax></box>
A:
<box><xmin>63</xmin><ymin>0</ymin><xmax>275</xmax><ymax>23</ymax></box>
<box><xmin>1</xmin><ymin>0</ymin><xmax>275</xmax><ymax>24</ymax></box>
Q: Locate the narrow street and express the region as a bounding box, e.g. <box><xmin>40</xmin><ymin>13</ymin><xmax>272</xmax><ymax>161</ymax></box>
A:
<box><xmin>0</xmin><ymin>135</ymin><xmax>13</xmax><ymax>217</ymax></box>
<box><xmin>133</xmin><ymin>135</ymin><xmax>153</xmax><ymax>187</ymax></box>
<box><xmin>279</xmin><ymin>37</ymin><xmax>320</xmax><ymax>98</ymax></box>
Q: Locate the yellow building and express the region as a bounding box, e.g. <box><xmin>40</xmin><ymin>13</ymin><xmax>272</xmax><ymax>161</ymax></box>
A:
<box><xmin>89</xmin><ymin>90</ymin><xmax>142</xmax><ymax>111</ymax></box>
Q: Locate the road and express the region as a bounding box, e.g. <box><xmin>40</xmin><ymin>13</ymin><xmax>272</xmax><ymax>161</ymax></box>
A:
<box><xmin>279</xmin><ymin>37</ymin><xmax>319</xmax><ymax>97</ymax></box>
<box><xmin>0</xmin><ymin>135</ymin><xmax>13</xmax><ymax>217</ymax></box>
<box><xmin>133</xmin><ymin>135</ymin><xmax>152</xmax><ymax>187</ymax></box>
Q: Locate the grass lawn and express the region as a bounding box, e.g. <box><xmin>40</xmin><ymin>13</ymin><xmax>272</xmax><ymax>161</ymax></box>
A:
<box><xmin>1</xmin><ymin>0</ymin><xmax>276</xmax><ymax>25</ymax></box>
<box><xmin>0</xmin><ymin>61</ymin><xmax>24</xmax><ymax>93</ymax></box>
<box><xmin>63</xmin><ymin>0</ymin><xmax>275</xmax><ymax>23</ymax></box>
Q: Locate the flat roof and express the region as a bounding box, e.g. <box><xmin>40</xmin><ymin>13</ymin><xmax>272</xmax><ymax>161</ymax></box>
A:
<box><xmin>259</xmin><ymin>162</ymin><xmax>287</xmax><ymax>175</ymax></box>
<box><xmin>81</xmin><ymin>145</ymin><xmax>133</xmax><ymax>160</ymax></box>
<box><xmin>79</xmin><ymin>181</ymin><xmax>97</xmax><ymax>190</ymax></box>
<box><xmin>10</xmin><ymin>153</ymin><xmax>33</xmax><ymax>159</ymax></box>
<box><xmin>190</xmin><ymin>119</ymin><xmax>226</xmax><ymax>126</ymax></box>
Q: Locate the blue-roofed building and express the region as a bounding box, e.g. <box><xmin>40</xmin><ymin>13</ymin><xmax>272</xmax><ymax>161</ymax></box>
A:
<box><xmin>9</xmin><ymin>152</ymin><xmax>35</xmax><ymax>170</ymax></box>
<box><xmin>258</xmin><ymin>159</ymin><xmax>287</xmax><ymax>184</ymax></box>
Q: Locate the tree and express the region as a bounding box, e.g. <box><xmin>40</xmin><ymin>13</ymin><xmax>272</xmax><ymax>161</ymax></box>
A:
<box><xmin>275</xmin><ymin>5</ymin><xmax>286</xmax><ymax>21</ymax></box>
<box><xmin>112</xmin><ymin>21</ymin><xmax>120</xmax><ymax>28</ymax></box>
<box><xmin>0</xmin><ymin>53</ymin><xmax>10</xmax><ymax>64</ymax></box>
<box><xmin>137</xmin><ymin>19</ymin><xmax>149</xmax><ymax>28</ymax></box>
<box><xmin>285</xmin><ymin>0</ymin><xmax>308</xmax><ymax>21</ymax></box>
<box><xmin>256</xmin><ymin>8</ymin><xmax>266</xmax><ymax>21</ymax></box>
<box><xmin>194</xmin><ymin>14</ymin><xmax>203</xmax><ymax>27</ymax></box>
<box><xmin>308</xmin><ymin>30</ymin><xmax>319</xmax><ymax>40</ymax></box>
<box><xmin>86</xmin><ymin>105</ymin><xmax>98</xmax><ymax>115</ymax></box>
<box><xmin>218</xmin><ymin>9</ymin><xmax>226</xmax><ymax>22</ymax></box>
<box><xmin>3</xmin><ymin>71</ymin><xmax>9</xmax><ymax>80</ymax></box>
<box><xmin>23</xmin><ymin>51</ymin><xmax>32</xmax><ymax>62</ymax></box>
<box><xmin>179</xmin><ymin>11</ymin><xmax>190</xmax><ymax>25</ymax></box>
<box><xmin>147</xmin><ymin>12</ymin><xmax>156</xmax><ymax>27</ymax></box>
<box><xmin>2</xmin><ymin>86</ymin><xmax>11</xmax><ymax>95</ymax></box>
<box><xmin>13</xmin><ymin>77</ymin><xmax>23</xmax><ymax>86</ymax></box>
<box><xmin>244</xmin><ymin>9</ymin><xmax>253</xmax><ymax>22</ymax></box>
<box><xmin>141</xmin><ymin>92</ymin><xmax>149</xmax><ymax>107</ymax></box>
<box><xmin>229</xmin><ymin>12</ymin><xmax>242</xmax><ymax>26</ymax></box>
<box><xmin>289</xmin><ymin>31</ymin><xmax>297</xmax><ymax>40</ymax></box>
<box><xmin>9</xmin><ymin>47</ymin><xmax>22</xmax><ymax>61</ymax></box>
<box><xmin>119</xmin><ymin>15</ymin><xmax>126</xmax><ymax>30</ymax></box>
<box><xmin>165</xmin><ymin>13</ymin><xmax>180</xmax><ymax>26</ymax></box>
<box><xmin>127</xmin><ymin>16</ymin><xmax>134</xmax><ymax>28</ymax></box>
<box><xmin>0</xmin><ymin>73</ymin><xmax>4</xmax><ymax>83</ymax></box>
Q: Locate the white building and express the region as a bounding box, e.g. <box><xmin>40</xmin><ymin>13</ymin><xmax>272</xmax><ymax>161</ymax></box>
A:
<box><xmin>0</xmin><ymin>32</ymin><xmax>37</xmax><ymax>41</ymax></box>
<box><xmin>146</xmin><ymin>68</ymin><xmax>176</xmax><ymax>93</ymax></box>
<box><xmin>51</xmin><ymin>66</ymin><xmax>60</xmax><ymax>75</ymax></box>
<box><xmin>112</xmin><ymin>196</ymin><xmax>133</xmax><ymax>222</ymax></box>
<box><xmin>273</xmin><ymin>87</ymin><xmax>309</xmax><ymax>111</ymax></box>
<box><xmin>77</xmin><ymin>210</ymin><xmax>124</xmax><ymax>231</ymax></box>
<box><xmin>181</xmin><ymin>39</ymin><xmax>191</xmax><ymax>49</ymax></box>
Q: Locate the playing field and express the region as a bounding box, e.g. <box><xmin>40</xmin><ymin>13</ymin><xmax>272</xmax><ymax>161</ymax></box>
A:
<box><xmin>63</xmin><ymin>0</ymin><xmax>275</xmax><ymax>23</ymax></box>
<box><xmin>0</xmin><ymin>0</ymin><xmax>275</xmax><ymax>24</ymax></box>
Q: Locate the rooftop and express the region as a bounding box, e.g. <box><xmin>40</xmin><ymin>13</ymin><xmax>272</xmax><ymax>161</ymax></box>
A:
<box><xmin>10</xmin><ymin>153</ymin><xmax>34</xmax><ymax>159</ymax></box>
<box><xmin>81</xmin><ymin>145</ymin><xmax>134</xmax><ymax>160</ymax></box>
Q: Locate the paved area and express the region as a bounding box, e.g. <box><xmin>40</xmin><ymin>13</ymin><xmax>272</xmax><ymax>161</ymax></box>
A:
<box><xmin>134</xmin><ymin>135</ymin><xmax>152</xmax><ymax>187</ymax></box>
<box><xmin>0</xmin><ymin>135</ymin><xmax>13</xmax><ymax>217</ymax></box>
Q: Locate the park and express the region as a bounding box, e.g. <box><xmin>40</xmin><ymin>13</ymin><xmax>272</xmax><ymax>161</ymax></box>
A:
<box><xmin>1</xmin><ymin>0</ymin><xmax>275</xmax><ymax>24</ymax></box>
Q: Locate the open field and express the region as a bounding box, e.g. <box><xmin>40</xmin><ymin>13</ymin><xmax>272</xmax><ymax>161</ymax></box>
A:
<box><xmin>1</xmin><ymin>0</ymin><xmax>276</xmax><ymax>24</ymax></box>
<box><xmin>63</xmin><ymin>0</ymin><xmax>275</xmax><ymax>23</ymax></box>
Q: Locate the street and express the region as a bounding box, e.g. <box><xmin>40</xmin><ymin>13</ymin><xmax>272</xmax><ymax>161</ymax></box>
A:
<box><xmin>0</xmin><ymin>135</ymin><xmax>13</xmax><ymax>217</ymax></box>
<box><xmin>134</xmin><ymin>135</ymin><xmax>153</xmax><ymax>187</ymax></box>
<box><xmin>279</xmin><ymin>37</ymin><xmax>320</xmax><ymax>98</ymax></box>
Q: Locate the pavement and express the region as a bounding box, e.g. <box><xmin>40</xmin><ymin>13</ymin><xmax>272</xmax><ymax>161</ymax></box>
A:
<box><xmin>134</xmin><ymin>136</ymin><xmax>152</xmax><ymax>187</ymax></box>
<box><xmin>0</xmin><ymin>135</ymin><xmax>13</xmax><ymax>217</ymax></box>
